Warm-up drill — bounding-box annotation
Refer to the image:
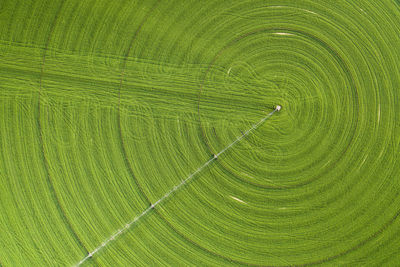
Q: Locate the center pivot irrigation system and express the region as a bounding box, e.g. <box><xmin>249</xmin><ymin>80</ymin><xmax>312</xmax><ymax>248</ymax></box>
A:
<box><xmin>76</xmin><ymin>105</ymin><xmax>282</xmax><ymax>266</ymax></box>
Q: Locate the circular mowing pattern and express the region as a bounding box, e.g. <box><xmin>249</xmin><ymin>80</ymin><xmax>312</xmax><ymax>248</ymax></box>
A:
<box><xmin>118</xmin><ymin>1</ymin><xmax>400</xmax><ymax>266</ymax></box>
<box><xmin>199</xmin><ymin>28</ymin><xmax>357</xmax><ymax>188</ymax></box>
<box><xmin>1</xmin><ymin>0</ymin><xmax>400</xmax><ymax>266</ymax></box>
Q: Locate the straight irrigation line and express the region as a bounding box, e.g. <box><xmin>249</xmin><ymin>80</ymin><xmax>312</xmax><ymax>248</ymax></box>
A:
<box><xmin>75</xmin><ymin>106</ymin><xmax>280</xmax><ymax>266</ymax></box>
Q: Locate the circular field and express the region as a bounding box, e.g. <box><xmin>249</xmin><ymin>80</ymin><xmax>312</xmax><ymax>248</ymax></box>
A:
<box><xmin>1</xmin><ymin>0</ymin><xmax>400</xmax><ymax>266</ymax></box>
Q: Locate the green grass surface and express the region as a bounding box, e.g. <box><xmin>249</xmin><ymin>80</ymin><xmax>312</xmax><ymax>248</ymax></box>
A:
<box><xmin>1</xmin><ymin>0</ymin><xmax>400</xmax><ymax>266</ymax></box>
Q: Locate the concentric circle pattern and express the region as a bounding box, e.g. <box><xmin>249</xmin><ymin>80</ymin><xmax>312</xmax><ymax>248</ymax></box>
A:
<box><xmin>1</xmin><ymin>0</ymin><xmax>400</xmax><ymax>266</ymax></box>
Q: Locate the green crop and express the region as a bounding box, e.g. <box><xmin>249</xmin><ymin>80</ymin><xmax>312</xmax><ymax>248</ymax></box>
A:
<box><xmin>1</xmin><ymin>1</ymin><xmax>399</xmax><ymax>266</ymax></box>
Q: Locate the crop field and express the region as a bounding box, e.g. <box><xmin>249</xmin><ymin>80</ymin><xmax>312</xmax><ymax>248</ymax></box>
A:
<box><xmin>1</xmin><ymin>0</ymin><xmax>400</xmax><ymax>266</ymax></box>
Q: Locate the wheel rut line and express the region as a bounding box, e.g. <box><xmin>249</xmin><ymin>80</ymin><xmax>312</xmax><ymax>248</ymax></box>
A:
<box><xmin>115</xmin><ymin>17</ymin><xmax>277</xmax><ymax>264</ymax></box>
<box><xmin>116</xmin><ymin>0</ymin><xmax>162</xmax><ymax>203</ymax></box>
<box><xmin>301</xmin><ymin>202</ymin><xmax>400</xmax><ymax>266</ymax></box>
<box><xmin>36</xmin><ymin>0</ymin><xmax>90</xmax><ymax>260</ymax></box>
<box><xmin>111</xmin><ymin>0</ymin><xmax>266</xmax><ymax>264</ymax></box>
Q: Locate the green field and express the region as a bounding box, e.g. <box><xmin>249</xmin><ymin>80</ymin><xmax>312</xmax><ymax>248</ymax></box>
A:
<box><xmin>1</xmin><ymin>0</ymin><xmax>400</xmax><ymax>266</ymax></box>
